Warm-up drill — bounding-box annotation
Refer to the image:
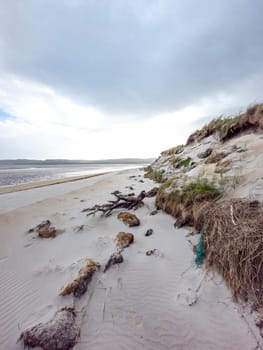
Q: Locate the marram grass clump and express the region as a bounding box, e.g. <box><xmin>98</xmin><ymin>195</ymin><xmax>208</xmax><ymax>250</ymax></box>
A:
<box><xmin>156</xmin><ymin>177</ymin><xmax>221</xmax><ymax>228</ymax></box>
<box><xmin>157</xmin><ymin>174</ymin><xmax>263</xmax><ymax>308</ymax></box>
<box><xmin>202</xmin><ymin>199</ymin><xmax>263</xmax><ymax>308</ymax></box>
<box><xmin>144</xmin><ymin>166</ymin><xmax>165</xmax><ymax>183</ymax></box>
<box><xmin>187</xmin><ymin>103</ymin><xmax>263</xmax><ymax>145</ymax></box>
<box><xmin>184</xmin><ymin>178</ymin><xmax>221</xmax><ymax>199</ymax></box>
<box><xmin>161</xmin><ymin>144</ymin><xmax>184</xmax><ymax>156</ymax></box>
<box><xmin>159</xmin><ymin>177</ymin><xmax>177</xmax><ymax>191</ymax></box>
<box><xmin>172</xmin><ymin>156</ymin><xmax>193</xmax><ymax>169</ymax></box>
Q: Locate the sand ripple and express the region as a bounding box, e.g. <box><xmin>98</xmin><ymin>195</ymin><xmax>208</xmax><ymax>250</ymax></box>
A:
<box><xmin>0</xmin><ymin>169</ymin><xmax>260</xmax><ymax>349</ymax></box>
<box><xmin>0</xmin><ymin>271</ymin><xmax>43</xmax><ymax>349</ymax></box>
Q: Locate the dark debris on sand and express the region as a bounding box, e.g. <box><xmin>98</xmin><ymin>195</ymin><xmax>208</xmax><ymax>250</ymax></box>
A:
<box><xmin>19</xmin><ymin>307</ymin><xmax>80</xmax><ymax>350</ymax></box>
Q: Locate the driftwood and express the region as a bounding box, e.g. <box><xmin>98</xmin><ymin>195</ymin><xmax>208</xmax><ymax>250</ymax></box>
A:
<box><xmin>19</xmin><ymin>307</ymin><xmax>79</xmax><ymax>350</ymax></box>
<box><xmin>82</xmin><ymin>190</ymin><xmax>146</xmax><ymax>217</ymax></box>
<box><xmin>145</xmin><ymin>187</ymin><xmax>159</xmax><ymax>198</ymax></box>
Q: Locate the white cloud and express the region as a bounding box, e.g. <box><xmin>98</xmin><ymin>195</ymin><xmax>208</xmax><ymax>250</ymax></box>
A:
<box><xmin>0</xmin><ymin>74</ymin><xmax>246</xmax><ymax>160</ymax></box>
<box><xmin>0</xmin><ymin>75</ymin><xmax>105</xmax><ymax>130</ymax></box>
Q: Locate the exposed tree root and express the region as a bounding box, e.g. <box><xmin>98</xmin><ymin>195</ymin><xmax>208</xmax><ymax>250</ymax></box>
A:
<box><xmin>82</xmin><ymin>191</ymin><xmax>146</xmax><ymax>217</ymax></box>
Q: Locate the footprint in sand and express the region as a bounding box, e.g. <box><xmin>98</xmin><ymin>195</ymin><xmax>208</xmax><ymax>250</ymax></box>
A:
<box><xmin>24</xmin><ymin>242</ymin><xmax>33</xmax><ymax>248</ymax></box>
<box><xmin>177</xmin><ymin>288</ymin><xmax>198</xmax><ymax>306</ymax></box>
<box><xmin>0</xmin><ymin>256</ymin><xmax>8</xmax><ymax>263</ymax></box>
<box><xmin>134</xmin><ymin>315</ymin><xmax>144</xmax><ymax>329</ymax></box>
<box><xmin>91</xmin><ymin>236</ymin><xmax>114</xmax><ymax>251</ymax></box>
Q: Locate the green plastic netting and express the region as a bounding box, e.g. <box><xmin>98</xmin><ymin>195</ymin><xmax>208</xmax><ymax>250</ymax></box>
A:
<box><xmin>195</xmin><ymin>229</ymin><xmax>205</xmax><ymax>267</ymax></box>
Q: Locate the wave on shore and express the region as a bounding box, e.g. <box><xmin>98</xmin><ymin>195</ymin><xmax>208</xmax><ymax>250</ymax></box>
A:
<box><xmin>0</xmin><ymin>163</ymin><xmax>146</xmax><ymax>187</ymax></box>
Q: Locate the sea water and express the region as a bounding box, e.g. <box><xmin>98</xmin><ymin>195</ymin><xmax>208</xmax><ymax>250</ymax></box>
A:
<box><xmin>0</xmin><ymin>163</ymin><xmax>145</xmax><ymax>187</ymax></box>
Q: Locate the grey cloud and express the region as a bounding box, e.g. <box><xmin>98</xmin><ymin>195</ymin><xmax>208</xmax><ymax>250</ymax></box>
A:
<box><xmin>1</xmin><ymin>0</ymin><xmax>263</xmax><ymax>116</ymax></box>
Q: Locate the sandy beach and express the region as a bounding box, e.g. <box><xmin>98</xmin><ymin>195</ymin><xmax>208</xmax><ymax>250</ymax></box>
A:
<box><xmin>0</xmin><ymin>168</ymin><xmax>261</xmax><ymax>349</ymax></box>
<box><xmin>0</xmin><ymin>173</ymin><xmax>108</xmax><ymax>195</ymax></box>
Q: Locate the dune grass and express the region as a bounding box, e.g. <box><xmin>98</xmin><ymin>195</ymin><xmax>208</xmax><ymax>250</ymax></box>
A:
<box><xmin>156</xmin><ymin>177</ymin><xmax>221</xmax><ymax>227</ymax></box>
<box><xmin>161</xmin><ymin>144</ymin><xmax>184</xmax><ymax>156</ymax></box>
<box><xmin>144</xmin><ymin>166</ymin><xmax>165</xmax><ymax>183</ymax></box>
<box><xmin>187</xmin><ymin>103</ymin><xmax>263</xmax><ymax>145</ymax></box>
<box><xmin>172</xmin><ymin>156</ymin><xmax>192</xmax><ymax>169</ymax></box>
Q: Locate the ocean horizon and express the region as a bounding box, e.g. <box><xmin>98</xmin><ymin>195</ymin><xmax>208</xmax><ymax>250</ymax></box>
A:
<box><xmin>0</xmin><ymin>161</ymin><xmax>149</xmax><ymax>187</ymax></box>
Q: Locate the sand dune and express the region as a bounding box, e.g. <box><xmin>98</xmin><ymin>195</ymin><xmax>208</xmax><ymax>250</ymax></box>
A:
<box><xmin>0</xmin><ymin>169</ymin><xmax>261</xmax><ymax>349</ymax></box>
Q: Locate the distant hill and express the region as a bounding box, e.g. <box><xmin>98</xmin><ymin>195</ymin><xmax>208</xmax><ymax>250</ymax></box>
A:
<box><xmin>0</xmin><ymin>158</ymin><xmax>154</xmax><ymax>165</ymax></box>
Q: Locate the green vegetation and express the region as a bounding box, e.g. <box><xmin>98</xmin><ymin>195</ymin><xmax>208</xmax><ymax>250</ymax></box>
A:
<box><xmin>198</xmin><ymin>115</ymin><xmax>242</xmax><ymax>141</ymax></box>
<box><xmin>218</xmin><ymin>115</ymin><xmax>241</xmax><ymax>140</ymax></box>
<box><xmin>184</xmin><ymin>178</ymin><xmax>221</xmax><ymax>200</ymax></box>
<box><xmin>187</xmin><ymin>103</ymin><xmax>263</xmax><ymax>145</ymax></box>
<box><xmin>161</xmin><ymin>144</ymin><xmax>184</xmax><ymax>156</ymax></box>
<box><xmin>160</xmin><ymin>176</ymin><xmax>221</xmax><ymax>204</ymax></box>
<box><xmin>159</xmin><ymin>177</ymin><xmax>177</xmax><ymax>191</ymax></box>
<box><xmin>161</xmin><ymin>177</ymin><xmax>221</xmax><ymax>208</ymax></box>
<box><xmin>236</xmin><ymin>147</ymin><xmax>247</xmax><ymax>153</ymax></box>
<box><xmin>145</xmin><ymin>166</ymin><xmax>165</xmax><ymax>183</ymax></box>
<box><xmin>156</xmin><ymin>176</ymin><xmax>222</xmax><ymax>228</ymax></box>
<box><xmin>172</xmin><ymin>156</ymin><xmax>192</xmax><ymax>169</ymax></box>
<box><xmin>152</xmin><ymin>169</ymin><xmax>165</xmax><ymax>182</ymax></box>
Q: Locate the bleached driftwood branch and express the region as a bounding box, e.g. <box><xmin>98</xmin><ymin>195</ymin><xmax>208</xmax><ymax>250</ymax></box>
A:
<box><xmin>82</xmin><ymin>190</ymin><xmax>146</xmax><ymax>217</ymax></box>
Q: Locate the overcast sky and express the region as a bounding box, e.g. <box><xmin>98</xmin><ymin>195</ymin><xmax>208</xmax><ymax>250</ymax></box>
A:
<box><xmin>0</xmin><ymin>0</ymin><xmax>263</xmax><ymax>159</ymax></box>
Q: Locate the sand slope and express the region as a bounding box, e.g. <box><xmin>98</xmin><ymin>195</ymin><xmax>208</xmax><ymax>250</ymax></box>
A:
<box><xmin>0</xmin><ymin>169</ymin><xmax>261</xmax><ymax>349</ymax></box>
<box><xmin>150</xmin><ymin>132</ymin><xmax>263</xmax><ymax>203</ymax></box>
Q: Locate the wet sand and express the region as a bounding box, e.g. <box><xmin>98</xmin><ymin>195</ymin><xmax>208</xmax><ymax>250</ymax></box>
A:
<box><xmin>0</xmin><ymin>172</ymin><xmax>107</xmax><ymax>195</ymax></box>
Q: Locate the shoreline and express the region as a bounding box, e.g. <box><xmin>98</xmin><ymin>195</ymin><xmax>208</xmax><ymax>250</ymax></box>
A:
<box><xmin>0</xmin><ymin>171</ymin><xmax>114</xmax><ymax>195</ymax></box>
<box><xmin>0</xmin><ymin>166</ymin><xmax>146</xmax><ymax>195</ymax></box>
<box><xmin>0</xmin><ymin>169</ymin><xmax>138</xmax><ymax>215</ymax></box>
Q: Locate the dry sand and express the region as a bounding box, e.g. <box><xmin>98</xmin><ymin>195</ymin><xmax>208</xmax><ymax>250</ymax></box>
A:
<box><xmin>0</xmin><ymin>169</ymin><xmax>261</xmax><ymax>349</ymax></box>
